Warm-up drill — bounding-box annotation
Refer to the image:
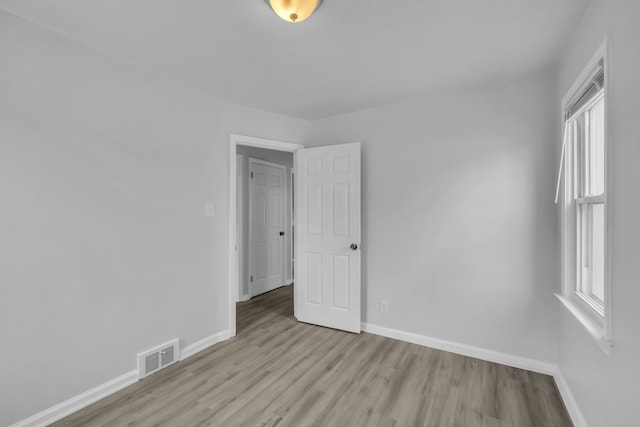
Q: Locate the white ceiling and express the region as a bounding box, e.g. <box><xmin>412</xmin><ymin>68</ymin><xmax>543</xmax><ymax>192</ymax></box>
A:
<box><xmin>0</xmin><ymin>0</ymin><xmax>591</xmax><ymax>119</ymax></box>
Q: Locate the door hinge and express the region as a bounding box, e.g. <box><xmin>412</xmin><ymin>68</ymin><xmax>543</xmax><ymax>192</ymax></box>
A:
<box><xmin>251</xmin><ymin>171</ymin><xmax>253</xmax><ymax>179</ymax></box>
<box><xmin>250</xmin><ymin>275</ymin><xmax>253</xmax><ymax>282</ymax></box>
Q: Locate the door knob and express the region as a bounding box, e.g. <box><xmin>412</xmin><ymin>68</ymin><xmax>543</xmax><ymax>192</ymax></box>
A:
<box><xmin>350</xmin><ymin>243</ymin><xmax>358</xmax><ymax>250</ymax></box>
<box><xmin>279</xmin><ymin>231</ymin><xmax>285</xmax><ymax>236</ymax></box>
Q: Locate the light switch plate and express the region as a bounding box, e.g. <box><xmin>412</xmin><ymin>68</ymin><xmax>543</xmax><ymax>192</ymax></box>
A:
<box><xmin>205</xmin><ymin>203</ymin><xmax>215</xmax><ymax>217</ymax></box>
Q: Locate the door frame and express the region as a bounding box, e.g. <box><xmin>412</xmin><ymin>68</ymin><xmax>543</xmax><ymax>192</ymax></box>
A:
<box><xmin>247</xmin><ymin>157</ymin><xmax>287</xmax><ymax>299</ymax></box>
<box><xmin>228</xmin><ymin>134</ymin><xmax>304</xmax><ymax>338</ymax></box>
<box><xmin>236</xmin><ymin>153</ymin><xmax>244</xmax><ymax>302</ymax></box>
<box><xmin>290</xmin><ymin>169</ymin><xmax>295</xmax><ymax>286</ymax></box>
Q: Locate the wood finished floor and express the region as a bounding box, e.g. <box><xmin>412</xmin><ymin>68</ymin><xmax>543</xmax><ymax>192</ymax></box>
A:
<box><xmin>51</xmin><ymin>285</ymin><xmax>572</xmax><ymax>427</ymax></box>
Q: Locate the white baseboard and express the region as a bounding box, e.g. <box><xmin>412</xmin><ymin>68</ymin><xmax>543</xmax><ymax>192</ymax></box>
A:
<box><xmin>553</xmin><ymin>370</ymin><xmax>589</xmax><ymax>427</ymax></box>
<box><xmin>285</xmin><ymin>280</ymin><xmax>293</xmax><ymax>286</ymax></box>
<box><xmin>179</xmin><ymin>330</ymin><xmax>232</xmax><ymax>361</ymax></box>
<box><xmin>239</xmin><ymin>294</ymin><xmax>250</xmax><ymax>302</ymax></box>
<box><xmin>9</xmin><ymin>370</ymin><xmax>138</xmax><ymax>427</ymax></box>
<box><xmin>10</xmin><ymin>330</ymin><xmax>233</xmax><ymax>427</ymax></box>
<box><xmin>361</xmin><ymin>322</ymin><xmax>556</xmax><ymax>375</ymax></box>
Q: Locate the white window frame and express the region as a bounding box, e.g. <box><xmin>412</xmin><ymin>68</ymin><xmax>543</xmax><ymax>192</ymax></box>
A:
<box><xmin>556</xmin><ymin>39</ymin><xmax>613</xmax><ymax>354</ymax></box>
<box><xmin>574</xmin><ymin>93</ymin><xmax>606</xmax><ymax>313</ymax></box>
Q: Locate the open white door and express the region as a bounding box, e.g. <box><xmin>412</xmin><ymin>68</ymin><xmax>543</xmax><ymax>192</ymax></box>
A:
<box><xmin>295</xmin><ymin>142</ymin><xmax>361</xmax><ymax>333</ymax></box>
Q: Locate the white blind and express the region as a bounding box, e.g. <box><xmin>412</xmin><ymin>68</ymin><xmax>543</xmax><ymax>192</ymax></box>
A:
<box><xmin>566</xmin><ymin>60</ymin><xmax>604</xmax><ymax>120</ymax></box>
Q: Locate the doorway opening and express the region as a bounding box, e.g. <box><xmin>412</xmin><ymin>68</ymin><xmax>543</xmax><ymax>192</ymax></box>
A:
<box><xmin>228</xmin><ymin>135</ymin><xmax>304</xmax><ymax>337</ymax></box>
<box><xmin>229</xmin><ymin>135</ymin><xmax>362</xmax><ymax>337</ymax></box>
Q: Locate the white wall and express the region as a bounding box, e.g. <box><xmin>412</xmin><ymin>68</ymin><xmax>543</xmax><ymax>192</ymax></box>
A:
<box><xmin>0</xmin><ymin>10</ymin><xmax>310</xmax><ymax>426</ymax></box>
<box><xmin>556</xmin><ymin>1</ymin><xmax>640</xmax><ymax>426</ymax></box>
<box><xmin>309</xmin><ymin>73</ymin><xmax>560</xmax><ymax>364</ymax></box>
<box><xmin>235</xmin><ymin>146</ymin><xmax>294</xmax><ymax>298</ymax></box>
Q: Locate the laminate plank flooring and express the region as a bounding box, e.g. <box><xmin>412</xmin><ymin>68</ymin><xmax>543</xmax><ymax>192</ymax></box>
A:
<box><xmin>50</xmin><ymin>285</ymin><xmax>572</xmax><ymax>427</ymax></box>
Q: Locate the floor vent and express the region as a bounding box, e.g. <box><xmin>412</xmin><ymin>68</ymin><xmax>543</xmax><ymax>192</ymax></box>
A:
<box><xmin>137</xmin><ymin>339</ymin><xmax>179</xmax><ymax>380</ymax></box>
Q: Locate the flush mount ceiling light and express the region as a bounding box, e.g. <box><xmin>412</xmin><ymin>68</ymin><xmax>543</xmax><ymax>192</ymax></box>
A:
<box><xmin>266</xmin><ymin>0</ymin><xmax>323</xmax><ymax>23</ymax></box>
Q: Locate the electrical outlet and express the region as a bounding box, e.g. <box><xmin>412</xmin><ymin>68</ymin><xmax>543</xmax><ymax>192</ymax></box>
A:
<box><xmin>379</xmin><ymin>300</ymin><xmax>389</xmax><ymax>314</ymax></box>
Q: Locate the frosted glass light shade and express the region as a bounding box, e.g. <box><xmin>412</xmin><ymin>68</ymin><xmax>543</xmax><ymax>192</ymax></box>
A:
<box><xmin>268</xmin><ymin>0</ymin><xmax>320</xmax><ymax>23</ymax></box>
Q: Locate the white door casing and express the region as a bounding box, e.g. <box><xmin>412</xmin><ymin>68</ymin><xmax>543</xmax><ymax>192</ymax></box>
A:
<box><xmin>236</xmin><ymin>154</ymin><xmax>244</xmax><ymax>301</ymax></box>
<box><xmin>295</xmin><ymin>142</ymin><xmax>361</xmax><ymax>333</ymax></box>
<box><xmin>249</xmin><ymin>158</ymin><xmax>286</xmax><ymax>297</ymax></box>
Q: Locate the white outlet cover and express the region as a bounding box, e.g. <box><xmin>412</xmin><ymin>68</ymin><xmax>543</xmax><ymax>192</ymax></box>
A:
<box><xmin>380</xmin><ymin>301</ymin><xmax>389</xmax><ymax>314</ymax></box>
<box><xmin>205</xmin><ymin>203</ymin><xmax>215</xmax><ymax>217</ymax></box>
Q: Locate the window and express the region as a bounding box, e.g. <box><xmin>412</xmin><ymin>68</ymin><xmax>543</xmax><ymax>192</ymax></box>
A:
<box><xmin>573</xmin><ymin>91</ymin><xmax>605</xmax><ymax>313</ymax></box>
<box><xmin>557</xmin><ymin>41</ymin><xmax>612</xmax><ymax>353</ymax></box>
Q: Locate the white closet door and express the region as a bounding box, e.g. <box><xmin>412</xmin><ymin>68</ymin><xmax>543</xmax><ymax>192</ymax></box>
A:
<box><xmin>250</xmin><ymin>159</ymin><xmax>285</xmax><ymax>297</ymax></box>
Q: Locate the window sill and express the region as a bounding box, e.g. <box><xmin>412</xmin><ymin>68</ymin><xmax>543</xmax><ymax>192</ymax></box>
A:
<box><xmin>555</xmin><ymin>293</ymin><xmax>613</xmax><ymax>355</ymax></box>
